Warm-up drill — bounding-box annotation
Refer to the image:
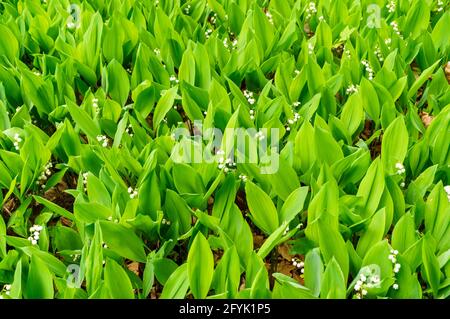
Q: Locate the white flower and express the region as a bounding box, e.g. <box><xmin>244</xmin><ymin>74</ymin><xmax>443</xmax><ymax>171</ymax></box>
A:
<box><xmin>169</xmin><ymin>75</ymin><xmax>179</xmax><ymax>84</ymax></box>
<box><xmin>444</xmin><ymin>185</ymin><xmax>450</xmax><ymax>202</ymax></box>
<box><xmin>395</xmin><ymin>163</ymin><xmax>406</xmax><ymax>175</ymax></box>
<box><xmin>96</xmin><ymin>135</ymin><xmax>109</xmax><ymax>147</ymax></box>
<box><xmin>306</xmin><ymin>2</ymin><xmax>317</xmax><ymax>19</ymax></box>
<box><xmin>13</xmin><ymin>133</ymin><xmax>22</xmax><ymax>150</ymax></box>
<box><xmin>374</xmin><ymin>46</ymin><xmax>384</xmax><ymax>62</ymax></box>
<box><xmin>361</xmin><ymin>60</ymin><xmax>374</xmax><ymax>80</ymax></box>
<box><xmin>239</xmin><ymin>174</ymin><xmax>248</xmax><ymax>182</ymax></box>
<box><xmin>265</xmin><ymin>11</ymin><xmax>273</xmax><ymax>24</ymax></box>
<box><xmin>390</xmin><ymin>21</ymin><xmax>402</xmax><ymax>37</ymax></box>
<box><xmin>223</xmin><ymin>37</ymin><xmax>229</xmax><ymax>48</ymax></box>
<box><xmin>361</xmin><ymin>289</ymin><xmax>368</xmax><ymax>296</ymax></box>
<box><xmin>308</xmin><ymin>42</ymin><xmax>314</xmax><ymax>55</ymax></box>
<box><xmin>386</xmin><ymin>1</ymin><xmax>396</xmax><ymax>13</ymax></box>
<box><xmin>388</xmin><ymin>254</ymin><xmax>397</xmax><ymax>263</ymax></box>
<box><xmin>346</xmin><ymin>84</ymin><xmax>359</xmax><ymax>95</ymax></box>
<box><xmin>128</xmin><ymin>187</ymin><xmax>138</xmax><ymax>199</ymax></box>
<box><xmin>255</xmin><ymin>131</ymin><xmax>265</xmax><ymax>141</ymax></box>
<box><xmin>393</xmin><ymin>283</ymin><xmax>399</xmax><ymax>290</ymax></box>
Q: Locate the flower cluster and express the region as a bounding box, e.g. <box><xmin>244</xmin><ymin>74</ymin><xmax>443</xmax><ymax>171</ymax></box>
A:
<box><xmin>184</xmin><ymin>4</ymin><xmax>191</xmax><ymax>14</ymax></box>
<box><xmin>169</xmin><ymin>75</ymin><xmax>179</xmax><ymax>85</ymax></box>
<box><xmin>389</xmin><ymin>249</ymin><xmax>401</xmax><ymax>290</ymax></box>
<box><xmin>249</xmin><ymin>109</ymin><xmax>255</xmax><ymax>120</ymax></box>
<box><xmin>291</xmin><ymin>258</ymin><xmax>305</xmax><ymax>274</ymax></box>
<box><xmin>354</xmin><ymin>266</ymin><xmax>380</xmax><ymax>299</ymax></box>
<box><xmin>162</xmin><ymin>218</ymin><xmax>171</xmax><ymax>226</ymax></box>
<box><xmin>390</xmin><ymin>21</ymin><xmax>402</xmax><ymax>37</ymax></box>
<box><xmin>153</xmin><ymin>48</ymin><xmax>160</xmax><ymax>56</ymax></box>
<box><xmin>386</xmin><ymin>1</ymin><xmax>396</xmax><ymax>13</ymax></box>
<box><xmin>125</xmin><ymin>124</ymin><xmax>134</xmax><ymax>137</ymax></box>
<box><xmin>243</xmin><ymin>90</ymin><xmax>256</xmax><ymax>105</ymax></box>
<box><xmin>210</xmin><ymin>12</ymin><xmax>218</xmax><ymax>25</ymax></box>
<box><xmin>13</xmin><ymin>133</ymin><xmax>22</xmax><ymax>151</ymax></box>
<box><xmin>286</xmin><ymin>112</ymin><xmax>300</xmax><ymax>132</ymax></box>
<box><xmin>1</xmin><ymin>284</ymin><xmax>11</xmax><ymax>297</ymax></box>
<box><xmin>437</xmin><ymin>0</ymin><xmax>444</xmax><ymax>12</ymax></box>
<box><xmin>361</xmin><ymin>60</ymin><xmax>374</xmax><ymax>80</ymax></box>
<box><xmin>127</xmin><ymin>186</ymin><xmax>138</xmax><ymax>199</ymax></box>
<box><xmin>444</xmin><ymin>185</ymin><xmax>450</xmax><ymax>202</ymax></box>
<box><xmin>385</xmin><ymin>38</ymin><xmax>392</xmax><ymax>49</ymax></box>
<box><xmin>96</xmin><ymin>135</ymin><xmax>109</xmax><ymax>147</ymax></box>
<box><xmin>265</xmin><ymin>11</ymin><xmax>273</xmax><ymax>24</ymax></box>
<box><xmin>238</xmin><ymin>174</ymin><xmax>248</xmax><ymax>182</ymax></box>
<box><xmin>354</xmin><ymin>271</ymin><xmax>380</xmax><ymax>299</ymax></box>
<box><xmin>36</xmin><ymin>162</ymin><xmax>53</xmax><ymax>189</ymax></box>
<box><xmin>395</xmin><ymin>162</ymin><xmax>406</xmax><ymax>175</ymax></box>
<box><xmin>305</xmin><ymin>2</ymin><xmax>317</xmax><ymax>20</ymax></box>
<box><xmin>82</xmin><ymin>172</ymin><xmax>88</xmax><ymax>192</ymax></box>
<box><xmin>223</xmin><ymin>37</ymin><xmax>238</xmax><ymax>49</ymax></box>
<box><xmin>205</xmin><ymin>28</ymin><xmax>213</xmax><ymax>39</ymax></box>
<box><xmin>28</xmin><ymin>225</ymin><xmax>43</xmax><ymax>245</ymax></box>
<box><xmin>217</xmin><ymin>149</ymin><xmax>236</xmax><ymax>173</ymax></box>
<box><xmin>344</xmin><ymin>48</ymin><xmax>351</xmax><ymax>59</ymax></box>
<box><xmin>346</xmin><ymin>84</ymin><xmax>359</xmax><ymax>95</ymax></box>
<box><xmin>92</xmin><ymin>97</ymin><xmax>99</xmax><ymax>115</ymax></box>
<box><xmin>254</xmin><ymin>130</ymin><xmax>265</xmax><ymax>141</ymax></box>
<box><xmin>374</xmin><ymin>46</ymin><xmax>384</xmax><ymax>62</ymax></box>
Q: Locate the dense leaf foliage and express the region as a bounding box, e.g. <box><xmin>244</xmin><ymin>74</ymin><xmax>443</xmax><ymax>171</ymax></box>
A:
<box><xmin>0</xmin><ymin>0</ymin><xmax>449</xmax><ymax>299</ymax></box>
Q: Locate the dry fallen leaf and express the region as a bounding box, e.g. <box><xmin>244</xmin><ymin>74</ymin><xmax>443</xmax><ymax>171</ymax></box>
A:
<box><xmin>420</xmin><ymin>112</ymin><xmax>434</xmax><ymax>128</ymax></box>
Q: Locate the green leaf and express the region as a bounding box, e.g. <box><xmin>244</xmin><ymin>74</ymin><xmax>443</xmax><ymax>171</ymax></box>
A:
<box><xmin>381</xmin><ymin>116</ymin><xmax>408</xmax><ymax>175</ymax></box>
<box><xmin>407</xmin><ymin>60</ymin><xmax>440</xmax><ymax>99</ymax></box>
<box><xmin>25</xmin><ymin>255</ymin><xmax>54</xmax><ymax>299</ymax></box>
<box><xmin>422</xmin><ymin>235</ymin><xmax>440</xmax><ymax>296</ymax></box>
<box><xmin>106</xmin><ymin>59</ymin><xmax>130</xmax><ymax>107</ymax></box>
<box><xmin>245</xmin><ymin>181</ymin><xmax>279</xmax><ymax>234</ymax></box>
<box><xmin>187</xmin><ymin>232</ymin><xmax>214</xmax><ymax>299</ymax></box>
<box><xmin>160</xmin><ymin>263</ymin><xmax>190</xmax><ymax>299</ymax></box>
<box><xmin>356</xmin><ymin>158</ymin><xmax>385</xmax><ymax>218</ymax></box>
<box><xmin>304</xmin><ymin>248</ymin><xmax>324</xmax><ymax>297</ymax></box>
<box><xmin>320</xmin><ymin>258</ymin><xmax>346</xmax><ymax>299</ymax></box>
<box><xmin>104</xmin><ymin>258</ymin><xmax>134</xmax><ymax>299</ymax></box>
<box><xmin>0</xmin><ymin>24</ymin><xmax>19</xmax><ymax>63</ymax></box>
<box><xmin>356</xmin><ymin>208</ymin><xmax>386</xmax><ymax>258</ymax></box>
<box><xmin>66</xmin><ymin>100</ymin><xmax>100</xmax><ymax>140</ymax></box>
<box><xmin>99</xmin><ymin>220</ymin><xmax>146</xmax><ymax>262</ymax></box>
<box><xmin>318</xmin><ymin>217</ymin><xmax>349</xmax><ymax>282</ymax></box>
<box><xmin>279</xmin><ymin>186</ymin><xmax>309</xmax><ymax>224</ymax></box>
<box><xmin>153</xmin><ymin>86</ymin><xmax>178</xmax><ymax>129</ymax></box>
